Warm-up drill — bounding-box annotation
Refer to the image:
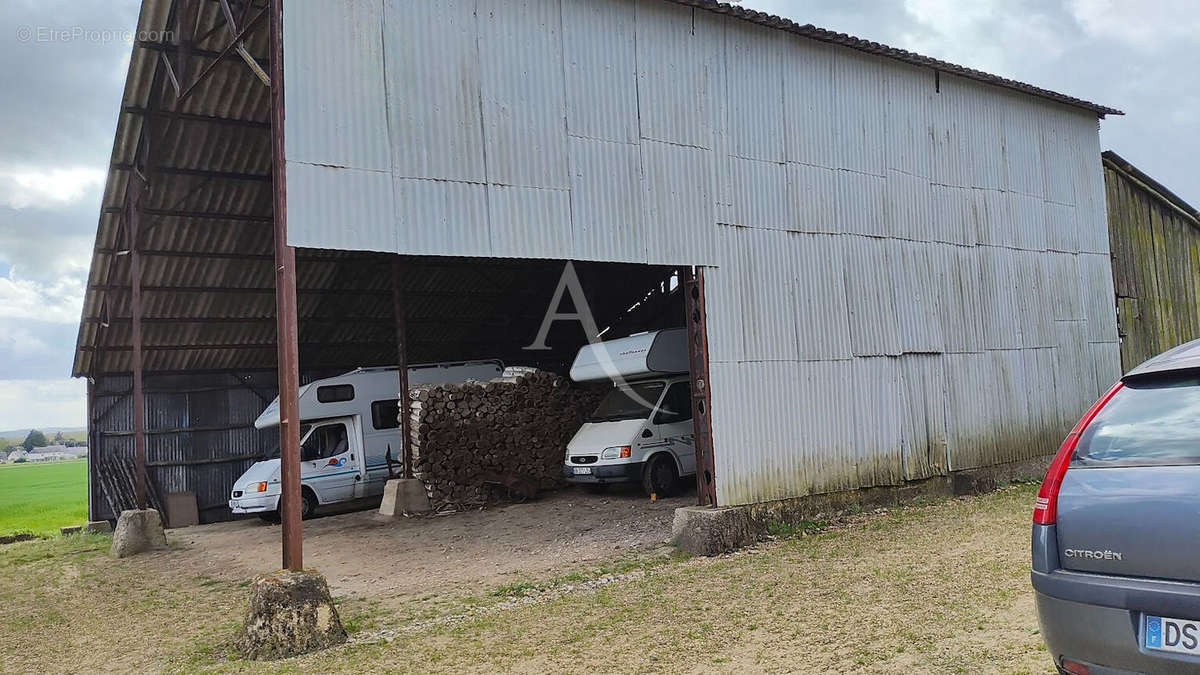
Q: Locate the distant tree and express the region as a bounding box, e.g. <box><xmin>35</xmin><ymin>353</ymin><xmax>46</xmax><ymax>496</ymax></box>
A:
<box><xmin>13</xmin><ymin>457</ymin><xmax>26</xmax><ymax>463</ymax></box>
<box><xmin>53</xmin><ymin>431</ymin><xmax>64</xmax><ymax>443</ymax></box>
<box><xmin>21</xmin><ymin>429</ymin><xmax>47</xmax><ymax>451</ymax></box>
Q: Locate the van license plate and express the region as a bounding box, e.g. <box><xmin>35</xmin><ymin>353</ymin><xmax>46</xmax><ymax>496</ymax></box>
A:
<box><xmin>572</xmin><ymin>467</ymin><xmax>592</xmax><ymax>475</ymax></box>
<box><xmin>1146</xmin><ymin>615</ymin><xmax>1200</xmax><ymax>654</ymax></box>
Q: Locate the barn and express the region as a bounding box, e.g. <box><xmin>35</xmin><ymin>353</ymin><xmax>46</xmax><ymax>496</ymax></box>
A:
<box><xmin>1103</xmin><ymin>150</ymin><xmax>1200</xmax><ymax>372</ymax></box>
<box><xmin>75</xmin><ymin>0</ymin><xmax>1121</xmax><ymax>530</ymax></box>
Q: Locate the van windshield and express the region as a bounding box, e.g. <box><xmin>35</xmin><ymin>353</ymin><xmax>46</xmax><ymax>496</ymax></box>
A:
<box><xmin>261</xmin><ymin>424</ymin><xmax>313</xmax><ymax>460</ymax></box>
<box><xmin>588</xmin><ymin>381</ymin><xmax>665</xmax><ymax>422</ymax></box>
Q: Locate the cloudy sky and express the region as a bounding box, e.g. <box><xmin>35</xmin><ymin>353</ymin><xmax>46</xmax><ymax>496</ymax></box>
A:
<box><xmin>0</xmin><ymin>0</ymin><xmax>1197</xmax><ymax>430</ymax></box>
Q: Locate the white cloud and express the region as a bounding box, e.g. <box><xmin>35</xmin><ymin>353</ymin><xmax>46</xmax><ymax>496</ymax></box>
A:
<box><xmin>1069</xmin><ymin>0</ymin><xmax>1200</xmax><ymax>48</ymax></box>
<box><xmin>0</xmin><ymin>268</ymin><xmax>84</xmax><ymax>323</ymax></box>
<box><xmin>0</xmin><ymin>165</ymin><xmax>104</xmax><ymax>210</ymax></box>
<box><xmin>899</xmin><ymin>0</ymin><xmax>1069</xmax><ymax>74</ymax></box>
<box><xmin>0</xmin><ymin>378</ymin><xmax>85</xmax><ymax>430</ymax></box>
<box><xmin>0</xmin><ymin>324</ymin><xmax>53</xmax><ymax>359</ymax></box>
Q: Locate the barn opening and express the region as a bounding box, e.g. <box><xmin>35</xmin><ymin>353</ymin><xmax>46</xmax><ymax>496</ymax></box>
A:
<box><xmin>80</xmin><ymin>245</ymin><xmax>703</xmax><ymax>523</ymax></box>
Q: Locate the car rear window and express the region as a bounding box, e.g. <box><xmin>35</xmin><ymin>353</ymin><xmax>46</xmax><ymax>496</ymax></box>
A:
<box><xmin>1073</xmin><ymin>375</ymin><xmax>1200</xmax><ymax>466</ymax></box>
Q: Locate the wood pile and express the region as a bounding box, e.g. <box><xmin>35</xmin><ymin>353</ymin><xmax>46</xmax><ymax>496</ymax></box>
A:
<box><xmin>406</xmin><ymin>367</ymin><xmax>607</xmax><ymax>510</ymax></box>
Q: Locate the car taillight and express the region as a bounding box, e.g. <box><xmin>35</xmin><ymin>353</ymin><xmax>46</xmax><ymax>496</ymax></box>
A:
<box><xmin>1060</xmin><ymin>658</ymin><xmax>1090</xmax><ymax>675</ymax></box>
<box><xmin>1033</xmin><ymin>381</ymin><xmax>1123</xmax><ymax>525</ymax></box>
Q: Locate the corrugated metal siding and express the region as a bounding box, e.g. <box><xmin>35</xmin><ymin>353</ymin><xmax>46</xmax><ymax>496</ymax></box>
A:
<box><xmin>283</xmin><ymin>0</ymin><xmax>391</xmax><ymax>171</ymax></box>
<box><xmin>384</xmin><ymin>0</ymin><xmax>487</xmax><ymax>182</ymax></box>
<box><xmin>477</xmin><ymin>0</ymin><xmax>570</xmax><ymax>190</ymax></box>
<box><xmin>287</xmin><ymin>162</ymin><xmax>397</xmax><ymax>253</ymax></box>
<box><xmin>633</xmin><ymin>0</ymin><xmax>721</xmax><ymax>150</ymax></box>
<box><xmin>567</xmin><ymin>137</ymin><xmax>646</xmax><ymax>261</ymax></box>
<box><xmin>843</xmin><ymin>235</ymin><xmax>903</xmax><ymax>357</ymax></box>
<box><xmin>281</xmin><ymin>0</ymin><xmax>1118</xmax><ymax>507</ymax></box>
<box><xmin>725</xmin><ymin>19</ymin><xmax>785</xmax><ymax>163</ymax></box>
<box><xmin>562</xmin><ymin>0</ymin><xmax>639</xmax><ymax>144</ymax></box>
<box><xmin>89</xmin><ymin>371</ymin><xmax>290</xmax><ymax>522</ymax></box>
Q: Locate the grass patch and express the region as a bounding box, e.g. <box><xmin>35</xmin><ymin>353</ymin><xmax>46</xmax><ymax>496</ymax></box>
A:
<box><xmin>766</xmin><ymin>518</ymin><xmax>829</xmax><ymax>538</ymax></box>
<box><xmin>0</xmin><ymin>460</ymin><xmax>88</xmax><ymax>536</ymax></box>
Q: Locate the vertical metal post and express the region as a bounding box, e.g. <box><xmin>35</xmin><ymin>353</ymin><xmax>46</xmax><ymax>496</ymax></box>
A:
<box><xmin>270</xmin><ymin>0</ymin><xmax>303</xmax><ymax>571</ymax></box>
<box><xmin>128</xmin><ymin>182</ymin><xmax>148</xmax><ymax>510</ymax></box>
<box><xmin>392</xmin><ymin>259</ymin><xmax>413</xmax><ymax>479</ymax></box>
<box><xmin>685</xmin><ymin>267</ymin><xmax>718</xmax><ymax>507</ymax></box>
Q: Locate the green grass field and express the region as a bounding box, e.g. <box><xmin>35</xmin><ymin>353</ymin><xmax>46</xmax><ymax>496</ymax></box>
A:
<box><xmin>0</xmin><ymin>460</ymin><xmax>88</xmax><ymax>536</ymax></box>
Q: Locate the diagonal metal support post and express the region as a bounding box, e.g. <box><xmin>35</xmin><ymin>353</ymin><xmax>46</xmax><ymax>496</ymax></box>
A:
<box><xmin>219</xmin><ymin>0</ymin><xmax>271</xmax><ymax>85</ymax></box>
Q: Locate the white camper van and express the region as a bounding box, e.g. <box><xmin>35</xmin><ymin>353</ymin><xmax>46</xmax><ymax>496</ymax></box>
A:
<box><xmin>229</xmin><ymin>360</ymin><xmax>503</xmax><ymax>520</ymax></box>
<box><xmin>563</xmin><ymin>329</ymin><xmax>695</xmax><ymax>496</ymax></box>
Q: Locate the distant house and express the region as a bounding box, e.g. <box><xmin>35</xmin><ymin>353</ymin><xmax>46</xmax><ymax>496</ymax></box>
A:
<box><xmin>26</xmin><ymin>445</ymin><xmax>87</xmax><ymax>462</ymax></box>
<box><xmin>7</xmin><ymin>449</ymin><xmax>28</xmax><ymax>462</ymax></box>
<box><xmin>27</xmin><ymin>452</ymin><xmax>71</xmax><ymax>462</ymax></box>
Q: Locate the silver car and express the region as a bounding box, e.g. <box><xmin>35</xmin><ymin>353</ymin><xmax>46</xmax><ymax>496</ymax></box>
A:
<box><xmin>1033</xmin><ymin>339</ymin><xmax>1200</xmax><ymax>674</ymax></box>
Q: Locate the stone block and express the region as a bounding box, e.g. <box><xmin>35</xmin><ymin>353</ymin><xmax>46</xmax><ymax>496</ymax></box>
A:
<box><xmin>671</xmin><ymin>505</ymin><xmax>756</xmax><ymax>556</ymax></box>
<box><xmin>239</xmin><ymin>570</ymin><xmax>346</xmax><ymax>660</ymax></box>
<box><xmin>85</xmin><ymin>520</ymin><xmax>113</xmax><ymax>534</ymax></box>
<box><xmin>378</xmin><ymin>478</ymin><xmax>431</xmax><ymax>517</ymax></box>
<box><xmin>110</xmin><ymin>509</ymin><xmax>168</xmax><ymax>558</ymax></box>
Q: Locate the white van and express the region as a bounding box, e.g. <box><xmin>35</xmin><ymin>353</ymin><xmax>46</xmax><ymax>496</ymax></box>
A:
<box><xmin>563</xmin><ymin>329</ymin><xmax>695</xmax><ymax>496</ymax></box>
<box><xmin>229</xmin><ymin>360</ymin><xmax>503</xmax><ymax>520</ymax></box>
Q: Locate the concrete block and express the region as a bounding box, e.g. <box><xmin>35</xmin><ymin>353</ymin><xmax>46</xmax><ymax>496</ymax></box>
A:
<box><xmin>85</xmin><ymin>520</ymin><xmax>113</xmax><ymax>534</ymax></box>
<box><xmin>239</xmin><ymin>569</ymin><xmax>346</xmax><ymax>660</ymax></box>
<box><xmin>378</xmin><ymin>478</ymin><xmax>431</xmax><ymax>516</ymax></box>
<box><xmin>165</xmin><ymin>491</ymin><xmax>199</xmax><ymax>528</ymax></box>
<box><xmin>671</xmin><ymin>505</ymin><xmax>756</xmax><ymax>556</ymax></box>
<box><xmin>110</xmin><ymin>509</ymin><xmax>168</xmax><ymax>558</ymax></box>
<box><xmin>60</xmin><ymin>525</ymin><xmax>82</xmax><ymax>535</ymax></box>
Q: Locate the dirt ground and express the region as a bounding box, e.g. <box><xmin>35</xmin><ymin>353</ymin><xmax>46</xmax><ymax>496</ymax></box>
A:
<box><xmin>0</xmin><ymin>483</ymin><xmax>1055</xmax><ymax>674</ymax></box>
<box><xmin>157</xmin><ymin>485</ymin><xmax>686</xmax><ymax>600</ymax></box>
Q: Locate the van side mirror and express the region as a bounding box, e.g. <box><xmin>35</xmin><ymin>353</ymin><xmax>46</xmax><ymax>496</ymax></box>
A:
<box><xmin>642</xmin><ymin>428</ymin><xmax>653</xmax><ymax>438</ymax></box>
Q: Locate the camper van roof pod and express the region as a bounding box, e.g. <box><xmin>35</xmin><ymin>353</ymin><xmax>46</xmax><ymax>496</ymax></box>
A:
<box><xmin>569</xmin><ymin>328</ymin><xmax>689</xmax><ymax>383</ymax></box>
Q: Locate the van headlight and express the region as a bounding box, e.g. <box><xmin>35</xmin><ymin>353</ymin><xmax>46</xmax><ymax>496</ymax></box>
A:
<box><xmin>602</xmin><ymin>446</ymin><xmax>631</xmax><ymax>459</ymax></box>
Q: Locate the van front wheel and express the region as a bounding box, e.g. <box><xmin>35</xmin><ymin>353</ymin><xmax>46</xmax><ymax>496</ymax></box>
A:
<box><xmin>642</xmin><ymin>454</ymin><xmax>678</xmax><ymax>498</ymax></box>
<box><xmin>300</xmin><ymin>489</ymin><xmax>317</xmax><ymax>520</ymax></box>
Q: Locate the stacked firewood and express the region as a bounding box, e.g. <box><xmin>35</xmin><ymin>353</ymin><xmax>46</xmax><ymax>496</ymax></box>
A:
<box><xmin>406</xmin><ymin>367</ymin><xmax>607</xmax><ymax>510</ymax></box>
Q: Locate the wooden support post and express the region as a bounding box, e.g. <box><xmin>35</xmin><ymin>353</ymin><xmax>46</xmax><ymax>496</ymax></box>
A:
<box><xmin>270</xmin><ymin>0</ymin><xmax>302</xmax><ymax>572</ymax></box>
<box><xmin>392</xmin><ymin>259</ymin><xmax>413</xmax><ymax>479</ymax></box>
